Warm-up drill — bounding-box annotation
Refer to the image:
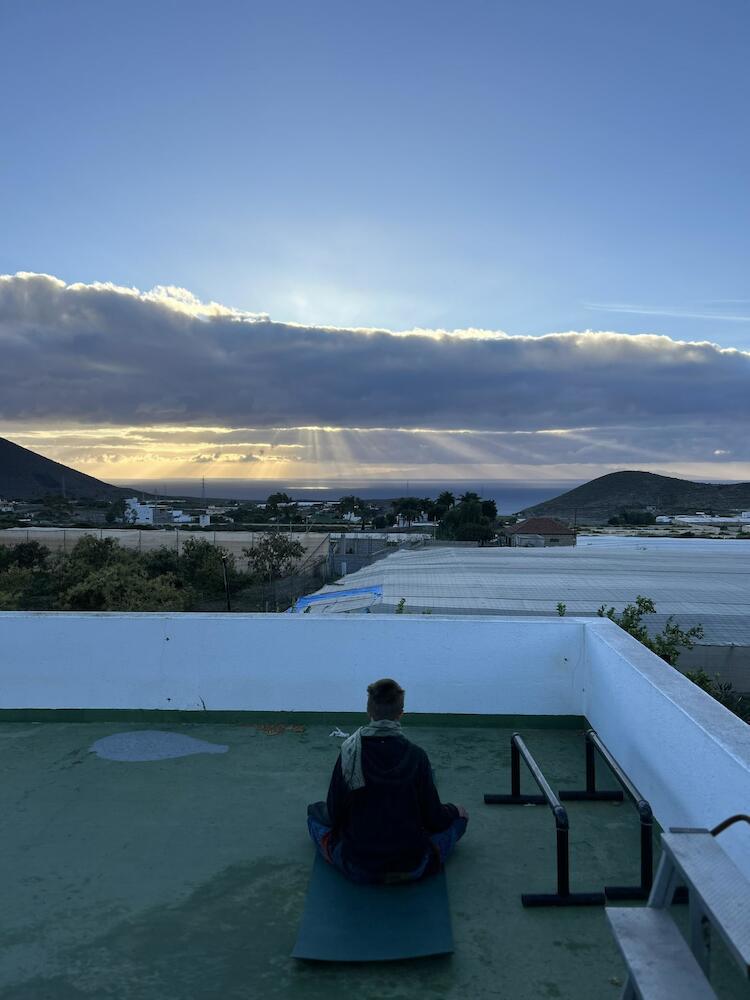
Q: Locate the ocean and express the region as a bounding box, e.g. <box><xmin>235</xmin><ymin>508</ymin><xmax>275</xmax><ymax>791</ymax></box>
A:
<box><xmin>112</xmin><ymin>478</ymin><xmax>581</xmax><ymax>514</ymax></box>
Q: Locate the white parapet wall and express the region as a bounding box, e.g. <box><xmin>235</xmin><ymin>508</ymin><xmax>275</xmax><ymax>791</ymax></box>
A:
<box><xmin>0</xmin><ymin>613</ymin><xmax>586</xmax><ymax>716</ymax></box>
<box><xmin>1</xmin><ymin>611</ymin><xmax>749</xmax><ymax>873</ymax></box>
<box><xmin>583</xmin><ymin>619</ymin><xmax>750</xmax><ymax>875</ymax></box>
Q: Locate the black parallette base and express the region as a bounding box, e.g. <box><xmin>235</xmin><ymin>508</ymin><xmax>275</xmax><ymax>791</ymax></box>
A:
<box><xmin>483</xmin><ymin>793</ymin><xmax>547</xmax><ymax>805</ymax></box>
<box><xmin>521</xmin><ymin>891</ymin><xmax>606</xmax><ymax>908</ymax></box>
<box><xmin>558</xmin><ymin>789</ymin><xmax>624</xmax><ymax>802</ymax></box>
<box><xmin>605</xmin><ymin>885</ymin><xmax>648</xmax><ymax>901</ymax></box>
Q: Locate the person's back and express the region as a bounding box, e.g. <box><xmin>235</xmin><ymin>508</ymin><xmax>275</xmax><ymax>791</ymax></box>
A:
<box><xmin>307</xmin><ymin>678</ymin><xmax>468</xmax><ymax>883</ymax></box>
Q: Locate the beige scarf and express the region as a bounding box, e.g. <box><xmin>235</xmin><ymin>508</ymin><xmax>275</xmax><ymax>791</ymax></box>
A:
<box><xmin>340</xmin><ymin>719</ymin><xmax>403</xmax><ymax>790</ymax></box>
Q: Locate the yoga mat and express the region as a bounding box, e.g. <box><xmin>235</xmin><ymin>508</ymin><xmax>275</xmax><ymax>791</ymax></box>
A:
<box><xmin>292</xmin><ymin>854</ymin><xmax>454</xmax><ymax>962</ymax></box>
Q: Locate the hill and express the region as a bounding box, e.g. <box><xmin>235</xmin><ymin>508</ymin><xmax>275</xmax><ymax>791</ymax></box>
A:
<box><xmin>516</xmin><ymin>471</ymin><xmax>750</xmax><ymax>524</ymax></box>
<box><xmin>0</xmin><ymin>436</ymin><xmax>134</xmax><ymax>500</ymax></box>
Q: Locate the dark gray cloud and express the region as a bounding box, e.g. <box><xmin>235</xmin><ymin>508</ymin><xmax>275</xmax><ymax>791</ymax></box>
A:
<box><xmin>1</xmin><ymin>272</ymin><xmax>749</xmax><ymax>438</ymax></box>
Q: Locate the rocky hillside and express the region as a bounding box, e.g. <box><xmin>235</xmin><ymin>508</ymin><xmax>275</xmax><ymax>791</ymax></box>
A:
<box><xmin>517</xmin><ymin>470</ymin><xmax>750</xmax><ymax>524</ymax></box>
<box><xmin>0</xmin><ymin>436</ymin><xmax>131</xmax><ymax>500</ymax></box>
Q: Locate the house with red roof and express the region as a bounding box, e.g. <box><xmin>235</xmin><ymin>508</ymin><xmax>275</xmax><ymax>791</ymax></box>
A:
<box><xmin>502</xmin><ymin>517</ymin><xmax>576</xmax><ymax>547</ymax></box>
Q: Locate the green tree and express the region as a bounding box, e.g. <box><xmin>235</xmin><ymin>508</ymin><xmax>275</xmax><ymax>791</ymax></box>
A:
<box><xmin>392</xmin><ymin>497</ymin><xmax>422</xmax><ymax>526</ymax></box>
<box><xmin>244</xmin><ymin>533</ymin><xmax>305</xmax><ymax>582</ymax></box>
<box><xmin>609</xmin><ymin>508</ymin><xmax>656</xmax><ymax>526</ymax></box>
<box><xmin>2</xmin><ymin>540</ymin><xmax>50</xmax><ymax>570</ymax></box>
<box><xmin>421</xmin><ymin>498</ymin><xmax>437</xmax><ymax>522</ymax></box>
<box><xmin>556</xmin><ymin>596</ymin><xmax>746</xmax><ymax>722</ymax></box>
<box><xmin>595</xmin><ymin>595</ymin><xmax>703</xmax><ymax>666</ymax></box>
<box><xmin>338</xmin><ymin>495</ymin><xmax>360</xmax><ymax>517</ymax></box>
<box><xmin>685</xmin><ymin>670</ymin><xmax>749</xmax><ymax>723</ymax></box>
<box><xmin>338</xmin><ymin>495</ymin><xmax>371</xmax><ymax>529</ymax></box>
<box><xmin>481</xmin><ymin>499</ymin><xmax>498</xmax><ymax>520</ymax></box>
<box><xmin>105</xmin><ymin>498</ymin><xmax>128</xmax><ymax>524</ymax></box>
<box><xmin>141</xmin><ymin>545</ymin><xmax>181</xmax><ymax>578</ymax></box>
<box><xmin>232</xmin><ymin>503</ymin><xmax>270</xmax><ymax>524</ymax></box>
<box><xmin>455</xmin><ymin>522</ymin><xmax>494</xmax><ymax>542</ymax></box>
<box><xmin>437</xmin><ymin>491</ymin><xmax>455</xmax><ymax>509</ymax></box>
<box><xmin>267</xmin><ymin>492</ymin><xmax>293</xmax><ymax>510</ymax></box>
<box><xmin>179</xmin><ymin>537</ymin><xmax>235</xmax><ymax>594</ymax></box>
<box><xmin>0</xmin><ymin>566</ymin><xmax>35</xmax><ymax>609</ymax></box>
<box><xmin>439</xmin><ymin>494</ymin><xmax>494</xmax><ymax>541</ymax></box>
<box><xmin>64</xmin><ymin>535</ymin><xmax>127</xmax><ymax>574</ymax></box>
<box><xmin>61</xmin><ymin>564</ymin><xmax>192</xmax><ymax>611</ymax></box>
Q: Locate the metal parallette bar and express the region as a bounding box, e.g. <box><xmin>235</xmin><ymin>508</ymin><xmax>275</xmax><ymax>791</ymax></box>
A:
<box><xmin>559</xmin><ymin>729</ymin><xmax>654</xmax><ymax>901</ymax></box>
<box><xmin>559</xmin><ymin>731</ymin><xmax>624</xmax><ymax>802</ymax></box>
<box><xmin>484</xmin><ymin>735</ymin><xmax>546</xmax><ymax>805</ymax></box>
<box><xmin>484</xmin><ymin>733</ymin><xmax>605</xmax><ymax>908</ymax></box>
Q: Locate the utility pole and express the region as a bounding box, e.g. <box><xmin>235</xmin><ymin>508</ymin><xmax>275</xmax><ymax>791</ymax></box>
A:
<box><xmin>220</xmin><ymin>555</ymin><xmax>231</xmax><ymax>612</ymax></box>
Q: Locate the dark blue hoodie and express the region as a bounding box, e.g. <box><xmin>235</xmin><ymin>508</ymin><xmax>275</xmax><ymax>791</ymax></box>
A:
<box><xmin>326</xmin><ymin>733</ymin><xmax>459</xmax><ymax>875</ymax></box>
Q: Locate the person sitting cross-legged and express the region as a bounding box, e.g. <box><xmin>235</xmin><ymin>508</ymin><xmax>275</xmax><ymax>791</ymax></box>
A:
<box><xmin>307</xmin><ymin>678</ymin><xmax>468</xmax><ymax>884</ymax></box>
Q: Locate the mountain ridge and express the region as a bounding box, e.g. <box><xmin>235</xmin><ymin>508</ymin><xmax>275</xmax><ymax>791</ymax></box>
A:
<box><xmin>517</xmin><ymin>470</ymin><xmax>750</xmax><ymax>523</ymax></box>
<box><xmin>0</xmin><ymin>436</ymin><xmax>134</xmax><ymax>500</ymax></box>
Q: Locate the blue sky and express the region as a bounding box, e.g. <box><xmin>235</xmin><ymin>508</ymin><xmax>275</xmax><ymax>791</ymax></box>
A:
<box><xmin>0</xmin><ymin>2</ymin><xmax>748</xmax><ymax>484</ymax></box>
<box><xmin>2</xmin><ymin>0</ymin><xmax>748</xmax><ymax>340</ymax></box>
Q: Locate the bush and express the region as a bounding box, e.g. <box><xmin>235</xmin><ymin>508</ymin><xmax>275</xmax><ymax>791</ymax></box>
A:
<box><xmin>596</xmin><ymin>595</ymin><xmax>703</xmax><ymax>665</ymax></box>
<box><xmin>609</xmin><ymin>509</ymin><xmax>656</xmax><ymax>526</ymax></box>
<box><xmin>455</xmin><ymin>522</ymin><xmax>494</xmax><ymax>542</ymax></box>
<box><xmin>61</xmin><ymin>563</ymin><xmax>192</xmax><ymax>612</ymax></box>
<box><xmin>179</xmin><ymin>537</ymin><xmax>235</xmax><ymax>594</ymax></box>
<box><xmin>244</xmin><ymin>533</ymin><xmax>305</xmax><ymax>582</ymax></box>
<box><xmin>685</xmin><ymin>670</ymin><xmax>749</xmax><ymax>723</ymax></box>
<box><xmin>0</xmin><ymin>540</ymin><xmax>50</xmax><ymax>570</ymax></box>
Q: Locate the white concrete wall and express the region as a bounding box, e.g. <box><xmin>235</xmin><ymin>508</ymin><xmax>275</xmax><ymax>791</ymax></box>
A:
<box><xmin>0</xmin><ymin>613</ymin><xmax>585</xmax><ymax>716</ymax></box>
<box><xmin>583</xmin><ymin>619</ymin><xmax>750</xmax><ymax>874</ymax></box>
<box><xmin>1</xmin><ymin>610</ymin><xmax>748</xmax><ymax>873</ymax></box>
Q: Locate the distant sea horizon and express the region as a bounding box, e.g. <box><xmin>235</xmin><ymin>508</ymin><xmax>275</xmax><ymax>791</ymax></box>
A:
<box><xmin>112</xmin><ymin>478</ymin><xmax>584</xmax><ymax>514</ymax></box>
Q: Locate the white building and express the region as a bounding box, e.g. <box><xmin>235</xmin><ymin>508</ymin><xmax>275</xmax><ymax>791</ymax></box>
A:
<box><xmin>664</xmin><ymin>512</ymin><xmax>750</xmax><ymax>526</ymax></box>
<box><xmin>124</xmin><ymin>498</ymin><xmax>209</xmax><ymax>527</ymax></box>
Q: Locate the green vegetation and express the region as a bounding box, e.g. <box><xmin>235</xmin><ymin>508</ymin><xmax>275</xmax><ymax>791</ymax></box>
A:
<box><xmin>437</xmin><ymin>492</ymin><xmax>497</xmax><ymax>542</ymax></box>
<box><xmin>595</xmin><ymin>595</ymin><xmax>702</xmax><ymax>666</ymax></box>
<box><xmin>243</xmin><ymin>534</ymin><xmax>305</xmax><ymax>582</ymax></box>
<box><xmin>685</xmin><ymin>670</ymin><xmax>749</xmax><ymax>723</ymax></box>
<box><xmin>0</xmin><ymin>531</ymin><xmax>309</xmax><ymax>613</ymax></box>
<box><xmin>607</xmin><ymin>508</ymin><xmax>656</xmax><ymax>526</ymax></box>
<box><xmin>391</xmin><ymin>497</ymin><xmax>423</xmax><ymax>526</ymax></box>
<box><xmin>105</xmin><ymin>498</ymin><xmax>128</xmax><ymax>524</ymax></box>
<box><xmin>557</xmin><ymin>595</ymin><xmax>747</xmax><ymax>723</ymax></box>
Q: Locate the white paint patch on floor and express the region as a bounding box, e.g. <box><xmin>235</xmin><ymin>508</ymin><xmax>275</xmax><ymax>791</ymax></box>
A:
<box><xmin>90</xmin><ymin>730</ymin><xmax>229</xmax><ymax>762</ymax></box>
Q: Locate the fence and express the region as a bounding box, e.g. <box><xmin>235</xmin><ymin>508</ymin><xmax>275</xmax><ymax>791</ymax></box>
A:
<box><xmin>0</xmin><ymin>528</ymin><xmax>329</xmax><ymax>573</ymax></box>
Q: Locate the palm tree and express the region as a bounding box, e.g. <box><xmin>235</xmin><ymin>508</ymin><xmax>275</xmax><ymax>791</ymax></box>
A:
<box><xmin>393</xmin><ymin>497</ymin><xmax>422</xmax><ymax>526</ymax></box>
<box><xmin>437</xmin><ymin>491</ymin><xmax>455</xmax><ymax>509</ymax></box>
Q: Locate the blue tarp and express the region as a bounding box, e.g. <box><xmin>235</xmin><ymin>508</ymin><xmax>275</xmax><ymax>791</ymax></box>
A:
<box><xmin>289</xmin><ymin>585</ymin><xmax>383</xmax><ymax>614</ymax></box>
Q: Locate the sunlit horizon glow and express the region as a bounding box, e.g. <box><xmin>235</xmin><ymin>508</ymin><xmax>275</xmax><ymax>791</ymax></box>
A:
<box><xmin>3</xmin><ymin>424</ymin><xmax>749</xmax><ymax>486</ymax></box>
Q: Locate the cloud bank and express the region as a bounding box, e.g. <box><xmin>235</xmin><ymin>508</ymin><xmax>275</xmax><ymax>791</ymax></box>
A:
<box><xmin>1</xmin><ymin>272</ymin><xmax>749</xmax><ymax>479</ymax></box>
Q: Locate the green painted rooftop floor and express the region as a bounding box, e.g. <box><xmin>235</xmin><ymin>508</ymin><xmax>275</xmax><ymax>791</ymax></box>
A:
<box><xmin>0</xmin><ymin>717</ymin><xmax>745</xmax><ymax>1000</ymax></box>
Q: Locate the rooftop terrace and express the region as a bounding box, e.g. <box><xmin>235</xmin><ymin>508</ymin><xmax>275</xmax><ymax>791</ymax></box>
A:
<box><xmin>0</xmin><ymin>718</ymin><xmax>635</xmax><ymax>998</ymax></box>
<box><xmin>2</xmin><ymin>611</ymin><xmax>749</xmax><ymax>998</ymax></box>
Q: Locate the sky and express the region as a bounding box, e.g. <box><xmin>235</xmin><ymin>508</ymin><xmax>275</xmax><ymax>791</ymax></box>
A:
<box><xmin>0</xmin><ymin>1</ymin><xmax>748</xmax><ymax>486</ymax></box>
